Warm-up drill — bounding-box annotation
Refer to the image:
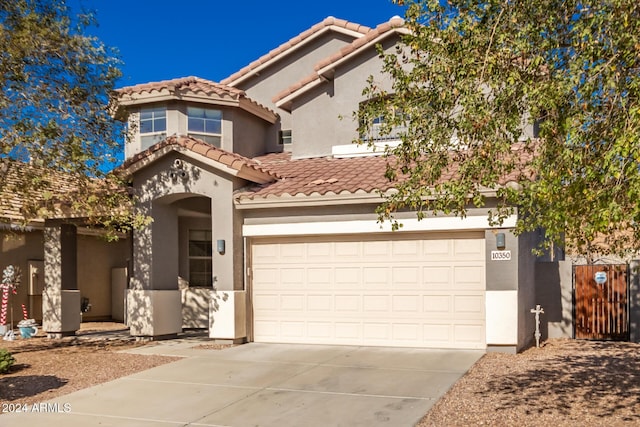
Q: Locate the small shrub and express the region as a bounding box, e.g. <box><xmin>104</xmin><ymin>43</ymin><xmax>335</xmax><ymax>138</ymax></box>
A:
<box><xmin>0</xmin><ymin>348</ymin><xmax>15</xmax><ymax>373</ymax></box>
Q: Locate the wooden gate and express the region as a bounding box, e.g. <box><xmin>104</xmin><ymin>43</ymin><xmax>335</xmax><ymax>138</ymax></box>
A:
<box><xmin>574</xmin><ymin>264</ymin><xmax>629</xmax><ymax>340</ymax></box>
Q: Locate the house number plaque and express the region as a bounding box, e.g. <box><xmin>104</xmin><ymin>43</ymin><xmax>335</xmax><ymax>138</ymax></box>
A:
<box><xmin>491</xmin><ymin>250</ymin><xmax>511</xmax><ymax>261</ymax></box>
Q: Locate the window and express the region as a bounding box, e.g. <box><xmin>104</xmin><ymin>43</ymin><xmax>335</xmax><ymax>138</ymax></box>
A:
<box><xmin>188</xmin><ymin>107</ymin><xmax>222</xmax><ymax>147</ymax></box>
<box><xmin>359</xmin><ymin>100</ymin><xmax>407</xmax><ymax>143</ymax></box>
<box><xmin>279</xmin><ymin>129</ymin><xmax>292</xmax><ymax>145</ymax></box>
<box><xmin>140</xmin><ymin>107</ymin><xmax>166</xmax><ymax>149</ymax></box>
<box><xmin>188</xmin><ymin>230</ymin><xmax>212</xmax><ymax>287</ymax></box>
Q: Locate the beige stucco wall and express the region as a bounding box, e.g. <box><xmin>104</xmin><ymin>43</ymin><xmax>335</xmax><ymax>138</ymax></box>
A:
<box><xmin>1</xmin><ymin>229</ymin><xmax>129</xmax><ymax>324</ymax></box>
<box><xmin>76</xmin><ymin>234</ymin><xmax>129</xmax><ymax>321</ymax></box>
<box><xmin>236</xmin><ymin>31</ymin><xmax>357</xmax><ymax>133</ymax></box>
<box><xmin>131</xmin><ymin>152</ymin><xmax>245</xmax><ymax>293</ymax></box>
<box><xmin>0</xmin><ymin>230</ymin><xmax>44</xmax><ymax>322</ymax></box>
<box><xmin>289</xmin><ymin>36</ymin><xmax>399</xmax><ymax>159</ymax></box>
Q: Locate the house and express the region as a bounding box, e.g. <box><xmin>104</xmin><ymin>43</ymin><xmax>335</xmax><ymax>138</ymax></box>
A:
<box><xmin>5</xmin><ymin>16</ymin><xmax>637</xmax><ymax>351</ymax></box>
<box><xmin>108</xmin><ymin>15</ymin><xmax>547</xmax><ymax>353</ymax></box>
<box><xmin>0</xmin><ymin>161</ymin><xmax>129</xmax><ymax>337</ymax></box>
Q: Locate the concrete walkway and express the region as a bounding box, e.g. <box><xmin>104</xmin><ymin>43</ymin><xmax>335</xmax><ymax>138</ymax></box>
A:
<box><xmin>1</xmin><ymin>341</ymin><xmax>483</xmax><ymax>426</ymax></box>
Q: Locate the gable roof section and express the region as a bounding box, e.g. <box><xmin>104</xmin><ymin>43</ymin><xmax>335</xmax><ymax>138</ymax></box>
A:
<box><xmin>121</xmin><ymin>135</ymin><xmax>280</xmax><ymax>184</ymax></box>
<box><xmin>273</xmin><ymin>16</ymin><xmax>408</xmax><ymax>110</ymax></box>
<box><xmin>221</xmin><ymin>17</ymin><xmax>372</xmax><ymax>87</ymax></box>
<box><xmin>113</xmin><ymin>76</ymin><xmax>278</xmax><ymax>123</ymax></box>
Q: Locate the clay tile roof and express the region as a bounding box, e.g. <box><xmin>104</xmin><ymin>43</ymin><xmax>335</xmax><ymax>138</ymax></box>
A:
<box><xmin>0</xmin><ymin>161</ymin><xmax>125</xmax><ymax>222</ymax></box>
<box><xmin>116</xmin><ymin>76</ymin><xmax>245</xmax><ymax>99</ymax></box>
<box><xmin>235</xmin><ymin>152</ymin><xmax>395</xmax><ymax>200</ymax></box>
<box><xmin>273</xmin><ymin>16</ymin><xmax>406</xmax><ymax>104</ymax></box>
<box><xmin>121</xmin><ymin>135</ymin><xmax>281</xmax><ymax>181</ymax></box>
<box><xmin>221</xmin><ymin>17</ymin><xmax>372</xmax><ymax>86</ymax></box>
<box><xmin>236</xmin><ymin>142</ymin><xmax>534</xmax><ymax>201</ymax></box>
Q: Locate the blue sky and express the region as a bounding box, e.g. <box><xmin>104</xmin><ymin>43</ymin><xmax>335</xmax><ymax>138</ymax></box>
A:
<box><xmin>75</xmin><ymin>0</ymin><xmax>407</xmax><ymax>88</ymax></box>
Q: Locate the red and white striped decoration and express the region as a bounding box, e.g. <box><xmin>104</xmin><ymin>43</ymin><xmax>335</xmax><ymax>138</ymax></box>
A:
<box><xmin>0</xmin><ymin>287</ymin><xmax>9</xmax><ymax>325</ymax></box>
<box><xmin>21</xmin><ymin>304</ymin><xmax>28</xmax><ymax>320</ymax></box>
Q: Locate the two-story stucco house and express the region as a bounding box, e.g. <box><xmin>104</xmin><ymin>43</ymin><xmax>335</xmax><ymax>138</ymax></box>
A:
<box><xmin>105</xmin><ymin>15</ymin><xmax>559</xmax><ymax>353</ymax></box>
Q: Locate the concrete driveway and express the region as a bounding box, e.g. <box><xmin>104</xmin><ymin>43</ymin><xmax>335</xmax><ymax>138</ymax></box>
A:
<box><xmin>1</xmin><ymin>341</ymin><xmax>483</xmax><ymax>426</ymax></box>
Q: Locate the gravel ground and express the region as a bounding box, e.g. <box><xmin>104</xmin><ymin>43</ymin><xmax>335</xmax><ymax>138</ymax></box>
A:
<box><xmin>419</xmin><ymin>338</ymin><xmax>640</xmax><ymax>426</ymax></box>
<box><xmin>2</xmin><ymin>324</ymin><xmax>639</xmax><ymax>426</ymax></box>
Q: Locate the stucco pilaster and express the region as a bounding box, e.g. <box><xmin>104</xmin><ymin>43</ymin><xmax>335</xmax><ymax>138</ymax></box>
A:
<box><xmin>42</xmin><ymin>222</ymin><xmax>80</xmax><ymax>337</ymax></box>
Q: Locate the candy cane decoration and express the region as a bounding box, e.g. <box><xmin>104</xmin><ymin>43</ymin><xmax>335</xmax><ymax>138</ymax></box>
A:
<box><xmin>0</xmin><ymin>287</ymin><xmax>8</xmax><ymax>325</ymax></box>
<box><xmin>21</xmin><ymin>304</ymin><xmax>28</xmax><ymax>320</ymax></box>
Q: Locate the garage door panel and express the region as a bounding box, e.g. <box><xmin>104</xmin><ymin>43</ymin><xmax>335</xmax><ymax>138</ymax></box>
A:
<box><xmin>392</xmin><ymin>266</ymin><xmax>420</xmax><ymax>288</ymax></box>
<box><xmin>423</xmin><ymin>295</ymin><xmax>451</xmax><ymax>314</ymax></box>
<box><xmin>307</xmin><ymin>268</ymin><xmax>332</xmax><ymax>288</ymax></box>
<box><xmin>422</xmin><ymin>267</ymin><xmax>452</xmax><ymax>289</ymax></box>
<box><xmin>363</xmin><ymin>267</ymin><xmax>390</xmax><ymax>287</ymax></box>
<box><xmin>335</xmin><ymin>267</ymin><xmax>361</xmax><ymax>287</ymax></box>
<box><xmin>454</xmin><ymin>266</ymin><xmax>485</xmax><ymax>289</ymax></box>
<box><xmin>307</xmin><ymin>294</ymin><xmax>332</xmax><ymax>311</ymax></box>
<box><xmin>252</xmin><ymin>234</ymin><xmax>485</xmax><ymax>349</ymax></box>
<box><xmin>335</xmin><ymin>241</ymin><xmax>362</xmax><ymax>258</ymax></box>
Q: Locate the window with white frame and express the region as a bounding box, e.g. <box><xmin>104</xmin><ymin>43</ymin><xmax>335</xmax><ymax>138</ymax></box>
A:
<box><xmin>188</xmin><ymin>107</ymin><xmax>222</xmax><ymax>147</ymax></box>
<box><xmin>188</xmin><ymin>230</ymin><xmax>212</xmax><ymax>287</ymax></box>
<box><xmin>139</xmin><ymin>106</ymin><xmax>167</xmax><ymax>150</ymax></box>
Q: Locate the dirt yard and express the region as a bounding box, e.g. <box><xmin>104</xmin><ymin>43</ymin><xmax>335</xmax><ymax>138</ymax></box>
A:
<box><xmin>419</xmin><ymin>338</ymin><xmax>640</xmax><ymax>426</ymax></box>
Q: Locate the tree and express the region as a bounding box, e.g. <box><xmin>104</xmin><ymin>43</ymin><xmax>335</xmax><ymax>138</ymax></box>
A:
<box><xmin>360</xmin><ymin>0</ymin><xmax>640</xmax><ymax>258</ymax></box>
<box><xmin>0</xmin><ymin>0</ymin><xmax>141</xmax><ymax>237</ymax></box>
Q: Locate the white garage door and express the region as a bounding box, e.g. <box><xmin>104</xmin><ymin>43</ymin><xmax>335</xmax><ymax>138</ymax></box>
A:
<box><xmin>251</xmin><ymin>232</ymin><xmax>486</xmax><ymax>349</ymax></box>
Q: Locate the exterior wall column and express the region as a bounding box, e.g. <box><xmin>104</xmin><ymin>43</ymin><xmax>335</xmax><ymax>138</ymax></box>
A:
<box><xmin>126</xmin><ymin>200</ymin><xmax>182</xmax><ymax>338</ymax></box>
<box><xmin>485</xmin><ymin>229</ymin><xmax>520</xmax><ymax>353</ymax></box>
<box><xmin>42</xmin><ymin>221</ymin><xmax>80</xmax><ymax>338</ymax></box>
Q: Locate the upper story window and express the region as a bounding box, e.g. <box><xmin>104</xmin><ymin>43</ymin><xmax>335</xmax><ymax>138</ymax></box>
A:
<box><xmin>188</xmin><ymin>107</ymin><xmax>222</xmax><ymax>147</ymax></box>
<box><xmin>359</xmin><ymin>99</ymin><xmax>407</xmax><ymax>143</ymax></box>
<box><xmin>139</xmin><ymin>107</ymin><xmax>167</xmax><ymax>150</ymax></box>
<box><xmin>278</xmin><ymin>129</ymin><xmax>292</xmax><ymax>145</ymax></box>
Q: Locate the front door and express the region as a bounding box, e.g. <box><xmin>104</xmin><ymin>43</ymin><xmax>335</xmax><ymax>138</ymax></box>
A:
<box><xmin>574</xmin><ymin>264</ymin><xmax>629</xmax><ymax>340</ymax></box>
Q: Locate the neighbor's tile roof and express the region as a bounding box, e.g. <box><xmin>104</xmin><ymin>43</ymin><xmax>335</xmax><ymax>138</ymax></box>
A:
<box><xmin>221</xmin><ymin>17</ymin><xmax>372</xmax><ymax>86</ymax></box>
<box><xmin>273</xmin><ymin>16</ymin><xmax>406</xmax><ymax>104</ymax></box>
<box><xmin>0</xmin><ymin>161</ymin><xmax>125</xmax><ymax>222</ymax></box>
<box><xmin>122</xmin><ymin>135</ymin><xmax>281</xmax><ymax>181</ymax></box>
<box><xmin>237</xmin><ymin>152</ymin><xmax>396</xmax><ymax>199</ymax></box>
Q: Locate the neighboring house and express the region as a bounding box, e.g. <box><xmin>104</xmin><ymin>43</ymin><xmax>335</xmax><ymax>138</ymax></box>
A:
<box><xmin>0</xmin><ymin>161</ymin><xmax>129</xmax><ymax>336</ymax></box>
<box><xmin>9</xmin><ymin>16</ymin><xmax>636</xmax><ymax>351</ymax></box>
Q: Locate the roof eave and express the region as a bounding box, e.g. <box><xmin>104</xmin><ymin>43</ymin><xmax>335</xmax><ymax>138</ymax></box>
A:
<box><xmin>225</xmin><ymin>25</ymin><xmax>368</xmax><ymax>87</ymax></box>
<box><xmin>122</xmin><ymin>145</ymin><xmax>276</xmax><ymax>185</ymax></box>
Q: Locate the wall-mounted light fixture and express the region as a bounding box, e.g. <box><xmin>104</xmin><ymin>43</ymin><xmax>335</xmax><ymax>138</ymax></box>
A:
<box><xmin>216</xmin><ymin>239</ymin><xmax>226</xmax><ymax>255</ymax></box>
<box><xmin>496</xmin><ymin>232</ymin><xmax>506</xmax><ymax>250</ymax></box>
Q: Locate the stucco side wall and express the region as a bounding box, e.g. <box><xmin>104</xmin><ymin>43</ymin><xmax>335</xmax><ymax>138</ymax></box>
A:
<box><xmin>517</xmin><ymin>231</ymin><xmax>538</xmax><ymax>350</ymax></box>
<box><xmin>228</xmin><ymin>109</ymin><xmax>272</xmax><ymax>159</ymax></box>
<box><xmin>76</xmin><ymin>234</ymin><xmax>129</xmax><ymax>321</ymax></box>
<box><xmin>238</xmin><ymin>32</ymin><xmax>357</xmax><ymax>131</ymax></box>
<box><xmin>536</xmin><ymin>260</ymin><xmax>573</xmax><ymax>340</ymax></box>
<box><xmin>289</xmin><ymin>37</ymin><xmax>400</xmax><ymax>159</ymax></box>
<box><xmin>0</xmin><ymin>230</ymin><xmax>44</xmax><ymax>322</ymax></box>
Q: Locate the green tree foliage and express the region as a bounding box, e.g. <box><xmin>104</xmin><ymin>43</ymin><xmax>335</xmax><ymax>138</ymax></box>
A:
<box><xmin>0</xmin><ymin>348</ymin><xmax>15</xmax><ymax>373</ymax></box>
<box><xmin>0</xmin><ymin>0</ymin><xmax>143</xmax><ymax>237</ymax></box>
<box><xmin>361</xmin><ymin>0</ymin><xmax>640</xmax><ymax>257</ymax></box>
